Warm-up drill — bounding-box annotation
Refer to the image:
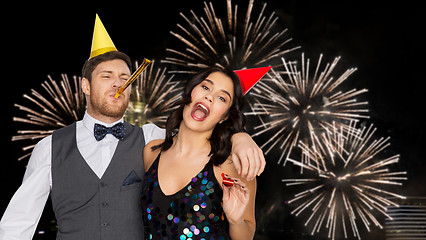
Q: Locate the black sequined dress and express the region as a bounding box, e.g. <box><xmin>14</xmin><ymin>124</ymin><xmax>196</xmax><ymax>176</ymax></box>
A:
<box><xmin>141</xmin><ymin>153</ymin><xmax>230</xmax><ymax>240</ymax></box>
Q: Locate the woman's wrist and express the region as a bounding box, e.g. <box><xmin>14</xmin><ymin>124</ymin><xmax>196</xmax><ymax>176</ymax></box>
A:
<box><xmin>227</xmin><ymin>217</ymin><xmax>246</xmax><ymax>226</ymax></box>
<box><xmin>228</xmin><ymin>219</ymin><xmax>255</xmax><ymax>240</ymax></box>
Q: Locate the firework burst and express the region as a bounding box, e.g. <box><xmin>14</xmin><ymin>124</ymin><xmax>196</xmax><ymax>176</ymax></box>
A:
<box><xmin>162</xmin><ymin>0</ymin><xmax>300</xmax><ymax>73</ymax></box>
<box><xmin>124</xmin><ymin>60</ymin><xmax>183</xmax><ymax>127</ymax></box>
<box><xmin>246</xmin><ymin>54</ymin><xmax>370</xmax><ymax>165</ymax></box>
<box><xmin>12</xmin><ymin>74</ymin><xmax>86</xmax><ymax>161</ymax></box>
<box><xmin>282</xmin><ymin>122</ymin><xmax>407</xmax><ymax>240</ymax></box>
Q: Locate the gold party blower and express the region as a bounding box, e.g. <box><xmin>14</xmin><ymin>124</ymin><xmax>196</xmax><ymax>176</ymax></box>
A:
<box><xmin>114</xmin><ymin>58</ymin><xmax>151</xmax><ymax>98</ymax></box>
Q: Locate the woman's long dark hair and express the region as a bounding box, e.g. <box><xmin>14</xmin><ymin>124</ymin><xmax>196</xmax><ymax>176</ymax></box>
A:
<box><xmin>152</xmin><ymin>67</ymin><xmax>246</xmax><ymax>166</ymax></box>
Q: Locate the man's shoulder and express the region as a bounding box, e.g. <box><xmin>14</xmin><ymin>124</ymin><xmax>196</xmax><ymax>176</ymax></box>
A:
<box><xmin>52</xmin><ymin>122</ymin><xmax>77</xmax><ymax>135</ymax></box>
<box><xmin>36</xmin><ymin>134</ymin><xmax>52</xmax><ymax>147</ymax></box>
<box><xmin>141</xmin><ymin>123</ymin><xmax>161</xmax><ymax>131</ymax></box>
<box><xmin>141</xmin><ymin>123</ymin><xmax>166</xmax><ymax>143</ymax></box>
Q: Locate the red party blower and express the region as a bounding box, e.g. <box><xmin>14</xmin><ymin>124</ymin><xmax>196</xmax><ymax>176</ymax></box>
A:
<box><xmin>222</xmin><ymin>173</ymin><xmax>234</xmax><ymax>187</ymax></box>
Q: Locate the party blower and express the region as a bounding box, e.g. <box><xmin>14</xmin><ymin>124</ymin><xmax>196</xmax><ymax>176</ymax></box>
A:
<box><xmin>114</xmin><ymin>58</ymin><xmax>152</xmax><ymax>98</ymax></box>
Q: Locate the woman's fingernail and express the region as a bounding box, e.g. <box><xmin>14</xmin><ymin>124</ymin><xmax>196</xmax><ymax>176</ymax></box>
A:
<box><xmin>222</xmin><ymin>173</ymin><xmax>234</xmax><ymax>187</ymax></box>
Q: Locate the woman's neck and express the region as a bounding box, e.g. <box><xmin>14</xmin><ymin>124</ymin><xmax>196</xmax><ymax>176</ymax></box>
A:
<box><xmin>171</xmin><ymin>122</ymin><xmax>212</xmax><ymax>158</ymax></box>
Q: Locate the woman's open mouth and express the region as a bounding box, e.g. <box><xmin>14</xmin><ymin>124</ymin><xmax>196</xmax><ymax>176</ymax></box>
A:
<box><xmin>191</xmin><ymin>102</ymin><xmax>210</xmax><ymax>121</ymax></box>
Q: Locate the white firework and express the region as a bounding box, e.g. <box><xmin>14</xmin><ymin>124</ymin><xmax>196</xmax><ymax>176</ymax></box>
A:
<box><xmin>246</xmin><ymin>53</ymin><xmax>370</xmax><ymax>165</ymax></box>
<box><xmin>283</xmin><ymin>121</ymin><xmax>407</xmax><ymax>240</ymax></box>
<box><xmin>162</xmin><ymin>0</ymin><xmax>300</xmax><ymax>73</ymax></box>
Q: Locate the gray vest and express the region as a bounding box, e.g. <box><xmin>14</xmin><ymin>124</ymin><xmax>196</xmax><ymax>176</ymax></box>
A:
<box><xmin>50</xmin><ymin>122</ymin><xmax>145</xmax><ymax>240</ymax></box>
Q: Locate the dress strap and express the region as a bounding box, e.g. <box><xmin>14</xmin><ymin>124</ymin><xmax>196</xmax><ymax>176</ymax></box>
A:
<box><xmin>146</xmin><ymin>152</ymin><xmax>161</xmax><ymax>174</ymax></box>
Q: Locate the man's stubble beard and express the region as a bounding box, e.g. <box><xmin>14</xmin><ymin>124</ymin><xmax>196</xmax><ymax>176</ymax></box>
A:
<box><xmin>89</xmin><ymin>94</ymin><xmax>129</xmax><ymax>119</ymax></box>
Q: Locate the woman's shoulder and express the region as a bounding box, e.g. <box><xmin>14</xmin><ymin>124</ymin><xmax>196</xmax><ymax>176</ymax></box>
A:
<box><xmin>143</xmin><ymin>139</ymin><xmax>164</xmax><ymax>172</ymax></box>
<box><xmin>145</xmin><ymin>139</ymin><xmax>164</xmax><ymax>149</ymax></box>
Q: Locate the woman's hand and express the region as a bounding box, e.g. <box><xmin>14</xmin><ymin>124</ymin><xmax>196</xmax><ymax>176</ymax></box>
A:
<box><xmin>221</xmin><ymin>176</ymin><xmax>250</xmax><ymax>224</ymax></box>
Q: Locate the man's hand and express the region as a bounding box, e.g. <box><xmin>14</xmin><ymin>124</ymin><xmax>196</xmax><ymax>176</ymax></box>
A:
<box><xmin>231</xmin><ymin>132</ymin><xmax>265</xmax><ymax>181</ymax></box>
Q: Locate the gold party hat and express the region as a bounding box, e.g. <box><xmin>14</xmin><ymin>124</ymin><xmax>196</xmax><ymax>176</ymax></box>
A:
<box><xmin>89</xmin><ymin>14</ymin><xmax>117</xmax><ymax>59</ymax></box>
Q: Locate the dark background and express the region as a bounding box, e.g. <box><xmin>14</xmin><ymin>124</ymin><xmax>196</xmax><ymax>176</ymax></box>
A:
<box><xmin>1</xmin><ymin>1</ymin><xmax>425</xmax><ymax>239</ymax></box>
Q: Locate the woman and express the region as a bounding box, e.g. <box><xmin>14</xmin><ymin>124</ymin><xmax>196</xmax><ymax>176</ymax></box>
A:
<box><xmin>141</xmin><ymin>67</ymin><xmax>257</xmax><ymax>239</ymax></box>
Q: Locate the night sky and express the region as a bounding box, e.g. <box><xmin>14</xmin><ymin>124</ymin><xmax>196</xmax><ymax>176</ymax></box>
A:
<box><xmin>1</xmin><ymin>1</ymin><xmax>425</xmax><ymax>239</ymax></box>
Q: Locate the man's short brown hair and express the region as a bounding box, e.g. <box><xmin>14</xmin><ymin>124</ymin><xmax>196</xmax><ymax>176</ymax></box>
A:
<box><xmin>82</xmin><ymin>51</ymin><xmax>132</xmax><ymax>82</ymax></box>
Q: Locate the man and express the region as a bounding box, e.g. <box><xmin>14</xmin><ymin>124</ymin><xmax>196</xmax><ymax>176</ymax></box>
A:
<box><xmin>0</xmin><ymin>14</ymin><xmax>265</xmax><ymax>240</ymax></box>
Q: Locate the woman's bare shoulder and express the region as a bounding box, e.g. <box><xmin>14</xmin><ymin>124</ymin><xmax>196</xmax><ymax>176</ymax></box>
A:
<box><xmin>143</xmin><ymin>139</ymin><xmax>164</xmax><ymax>172</ymax></box>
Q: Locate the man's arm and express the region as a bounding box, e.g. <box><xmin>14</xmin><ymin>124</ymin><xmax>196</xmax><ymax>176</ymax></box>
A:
<box><xmin>0</xmin><ymin>136</ymin><xmax>52</xmax><ymax>240</ymax></box>
<box><xmin>142</xmin><ymin>123</ymin><xmax>165</xmax><ymax>144</ymax></box>
<box><xmin>231</xmin><ymin>132</ymin><xmax>266</xmax><ymax>181</ymax></box>
<box><xmin>142</xmin><ymin>124</ymin><xmax>265</xmax><ymax>181</ymax></box>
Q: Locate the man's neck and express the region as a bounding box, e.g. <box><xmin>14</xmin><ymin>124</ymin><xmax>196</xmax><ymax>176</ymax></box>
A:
<box><xmin>86</xmin><ymin>109</ymin><xmax>123</xmax><ymax>124</ymax></box>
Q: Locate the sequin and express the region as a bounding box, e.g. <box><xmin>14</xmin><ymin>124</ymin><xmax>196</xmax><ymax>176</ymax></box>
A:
<box><xmin>141</xmin><ymin>154</ymin><xmax>230</xmax><ymax>239</ymax></box>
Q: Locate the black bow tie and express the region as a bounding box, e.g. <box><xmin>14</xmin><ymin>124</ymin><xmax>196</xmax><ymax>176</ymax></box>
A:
<box><xmin>94</xmin><ymin>123</ymin><xmax>125</xmax><ymax>141</ymax></box>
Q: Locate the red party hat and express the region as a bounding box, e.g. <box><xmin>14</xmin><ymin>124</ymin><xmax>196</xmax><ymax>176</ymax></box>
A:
<box><xmin>234</xmin><ymin>66</ymin><xmax>272</xmax><ymax>95</ymax></box>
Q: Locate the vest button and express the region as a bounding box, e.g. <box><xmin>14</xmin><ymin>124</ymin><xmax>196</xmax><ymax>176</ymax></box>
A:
<box><xmin>102</xmin><ymin>202</ymin><xmax>108</xmax><ymax>207</ymax></box>
<box><xmin>101</xmin><ymin>222</ymin><xmax>109</xmax><ymax>227</ymax></box>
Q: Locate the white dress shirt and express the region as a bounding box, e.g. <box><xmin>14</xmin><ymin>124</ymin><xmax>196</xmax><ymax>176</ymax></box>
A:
<box><xmin>0</xmin><ymin>112</ymin><xmax>165</xmax><ymax>240</ymax></box>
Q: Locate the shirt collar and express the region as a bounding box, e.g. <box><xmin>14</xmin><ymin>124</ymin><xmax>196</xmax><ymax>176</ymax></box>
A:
<box><xmin>82</xmin><ymin>111</ymin><xmax>124</xmax><ymax>134</ymax></box>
